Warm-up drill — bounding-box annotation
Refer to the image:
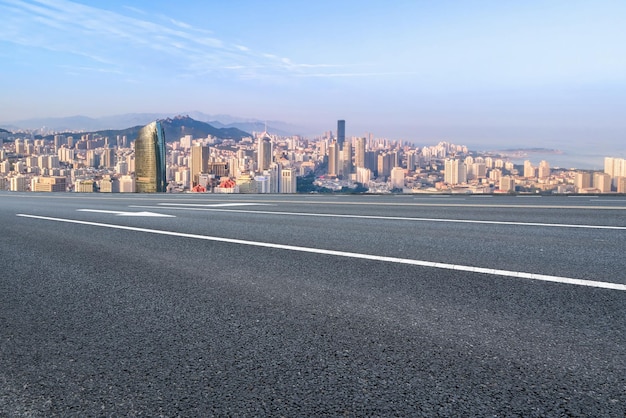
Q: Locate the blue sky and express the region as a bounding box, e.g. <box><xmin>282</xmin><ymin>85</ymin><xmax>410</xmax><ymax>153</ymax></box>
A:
<box><xmin>1</xmin><ymin>0</ymin><xmax>625</xmax><ymax>152</ymax></box>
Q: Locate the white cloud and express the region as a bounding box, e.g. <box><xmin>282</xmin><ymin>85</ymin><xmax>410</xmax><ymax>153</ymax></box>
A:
<box><xmin>0</xmin><ymin>0</ymin><xmax>366</xmax><ymax>81</ymax></box>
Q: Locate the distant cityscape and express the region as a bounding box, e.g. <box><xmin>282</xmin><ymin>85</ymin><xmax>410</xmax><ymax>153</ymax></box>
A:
<box><xmin>0</xmin><ymin>118</ymin><xmax>625</xmax><ymax>194</ymax></box>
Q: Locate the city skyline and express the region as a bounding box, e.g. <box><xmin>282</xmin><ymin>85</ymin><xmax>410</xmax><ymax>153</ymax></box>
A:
<box><xmin>1</xmin><ymin>0</ymin><xmax>625</xmax><ymax>155</ymax></box>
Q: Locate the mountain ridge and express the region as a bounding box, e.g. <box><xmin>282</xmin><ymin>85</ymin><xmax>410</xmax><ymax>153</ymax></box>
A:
<box><xmin>34</xmin><ymin>115</ymin><xmax>252</xmax><ymax>143</ymax></box>
<box><xmin>1</xmin><ymin>111</ymin><xmax>305</xmax><ymax>137</ymax></box>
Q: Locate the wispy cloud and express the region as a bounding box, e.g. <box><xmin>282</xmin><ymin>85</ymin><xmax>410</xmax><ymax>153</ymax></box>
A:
<box><xmin>295</xmin><ymin>71</ymin><xmax>420</xmax><ymax>78</ymax></box>
<box><xmin>0</xmin><ymin>0</ymin><xmax>385</xmax><ymax>81</ymax></box>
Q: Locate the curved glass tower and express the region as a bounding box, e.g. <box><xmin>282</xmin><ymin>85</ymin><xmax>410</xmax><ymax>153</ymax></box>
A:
<box><xmin>135</xmin><ymin>121</ymin><xmax>167</xmax><ymax>193</ymax></box>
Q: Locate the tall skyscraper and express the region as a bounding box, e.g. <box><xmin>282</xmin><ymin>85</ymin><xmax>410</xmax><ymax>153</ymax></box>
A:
<box><xmin>354</xmin><ymin>137</ymin><xmax>366</xmax><ymax>168</ymax></box>
<box><xmin>328</xmin><ymin>141</ymin><xmax>339</xmax><ymax>177</ymax></box>
<box><xmin>341</xmin><ymin>142</ymin><xmax>353</xmax><ymax>176</ymax></box>
<box><xmin>190</xmin><ymin>143</ymin><xmax>210</xmax><ymax>187</ymax></box>
<box><xmin>135</xmin><ymin>121</ymin><xmax>166</xmax><ymax>193</ymax></box>
<box><xmin>337</xmin><ymin>120</ymin><xmax>345</xmax><ymax>149</ymax></box>
<box><xmin>257</xmin><ymin>135</ymin><xmax>272</xmax><ymax>171</ymax></box>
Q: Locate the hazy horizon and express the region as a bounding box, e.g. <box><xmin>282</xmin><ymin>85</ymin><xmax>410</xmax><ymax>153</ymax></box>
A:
<box><xmin>1</xmin><ymin>0</ymin><xmax>625</xmax><ymax>158</ymax></box>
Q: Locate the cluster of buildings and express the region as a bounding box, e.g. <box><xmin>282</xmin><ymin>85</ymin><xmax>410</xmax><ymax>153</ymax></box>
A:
<box><xmin>1</xmin><ymin>120</ymin><xmax>625</xmax><ymax>194</ymax></box>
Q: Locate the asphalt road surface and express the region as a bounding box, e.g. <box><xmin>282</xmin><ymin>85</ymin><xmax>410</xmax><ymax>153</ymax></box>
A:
<box><xmin>1</xmin><ymin>192</ymin><xmax>625</xmax><ymax>416</ymax></box>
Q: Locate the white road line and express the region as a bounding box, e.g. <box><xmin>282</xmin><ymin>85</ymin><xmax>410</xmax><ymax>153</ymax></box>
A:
<box><xmin>77</xmin><ymin>209</ymin><xmax>175</xmax><ymax>217</ymax></box>
<box><xmin>16</xmin><ymin>213</ymin><xmax>626</xmax><ymax>291</ymax></box>
<box><xmin>130</xmin><ymin>205</ymin><xmax>626</xmax><ymax>231</ymax></box>
<box><xmin>149</xmin><ymin>203</ymin><xmax>272</xmax><ymax>208</ymax></box>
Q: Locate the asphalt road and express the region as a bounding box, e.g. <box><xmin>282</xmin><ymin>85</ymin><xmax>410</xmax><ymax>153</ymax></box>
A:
<box><xmin>1</xmin><ymin>192</ymin><xmax>625</xmax><ymax>416</ymax></box>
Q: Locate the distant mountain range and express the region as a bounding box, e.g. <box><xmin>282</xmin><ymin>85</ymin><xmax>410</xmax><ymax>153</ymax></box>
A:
<box><xmin>0</xmin><ymin>111</ymin><xmax>304</xmax><ymax>137</ymax></box>
<box><xmin>33</xmin><ymin>115</ymin><xmax>251</xmax><ymax>142</ymax></box>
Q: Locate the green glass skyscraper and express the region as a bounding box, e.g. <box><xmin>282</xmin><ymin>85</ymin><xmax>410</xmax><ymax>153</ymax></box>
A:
<box><xmin>135</xmin><ymin>121</ymin><xmax>167</xmax><ymax>193</ymax></box>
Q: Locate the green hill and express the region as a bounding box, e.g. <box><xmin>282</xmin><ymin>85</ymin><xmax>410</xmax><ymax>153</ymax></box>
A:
<box><xmin>43</xmin><ymin>115</ymin><xmax>251</xmax><ymax>143</ymax></box>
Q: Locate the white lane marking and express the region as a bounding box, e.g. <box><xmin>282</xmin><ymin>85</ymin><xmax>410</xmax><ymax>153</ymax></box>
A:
<box><xmin>161</xmin><ymin>203</ymin><xmax>272</xmax><ymax>208</ymax></box>
<box><xmin>131</xmin><ymin>205</ymin><xmax>626</xmax><ymax>231</ymax></box>
<box><xmin>16</xmin><ymin>213</ymin><xmax>626</xmax><ymax>291</ymax></box>
<box><xmin>77</xmin><ymin>209</ymin><xmax>175</xmax><ymax>218</ymax></box>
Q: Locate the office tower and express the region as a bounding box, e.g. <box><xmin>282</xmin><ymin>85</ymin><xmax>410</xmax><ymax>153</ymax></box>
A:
<box><xmin>257</xmin><ymin>135</ymin><xmax>272</xmax><ymax>171</ymax></box>
<box><xmin>268</xmin><ymin>163</ymin><xmax>281</xmax><ymax>193</ymax></box>
<box><xmin>207</xmin><ymin>162</ymin><xmax>228</xmax><ymax>177</ymax></box>
<box><xmin>444</xmin><ymin>158</ymin><xmax>466</xmax><ymax>185</ymax></box>
<box><xmin>32</xmin><ymin>176</ymin><xmax>66</xmax><ymax>192</ymax></box>
<box><xmin>280</xmin><ymin>168</ymin><xmax>297</xmax><ymax>193</ymax></box>
<box><xmin>190</xmin><ymin>143</ymin><xmax>210</xmax><ymax>186</ymax></box>
<box><xmin>337</xmin><ymin>120</ymin><xmax>345</xmax><ymax>149</ymax></box>
<box><xmin>135</xmin><ymin>121</ymin><xmax>167</xmax><ymax>193</ymax></box>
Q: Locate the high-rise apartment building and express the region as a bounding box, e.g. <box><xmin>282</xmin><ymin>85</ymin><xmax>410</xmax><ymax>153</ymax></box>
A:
<box><xmin>328</xmin><ymin>141</ymin><xmax>339</xmax><ymax>177</ymax></box>
<box><xmin>524</xmin><ymin>160</ymin><xmax>535</xmax><ymax>178</ymax></box>
<box><xmin>499</xmin><ymin>176</ymin><xmax>515</xmax><ymax>192</ymax></box>
<box><xmin>377</xmin><ymin>153</ymin><xmax>393</xmax><ymax>178</ymax></box>
<box><xmin>593</xmin><ymin>172</ymin><xmax>611</xmax><ymax>193</ymax></box>
<box><xmin>390</xmin><ymin>166</ymin><xmax>405</xmax><ymax>189</ymax></box>
<box><xmin>538</xmin><ymin>160</ymin><xmax>550</xmax><ymax>179</ymax></box>
<box><xmin>575</xmin><ymin>172</ymin><xmax>592</xmax><ymax>191</ymax></box>
<box><xmin>102</xmin><ymin>148</ymin><xmax>115</xmax><ymax>168</ymax></box>
<box><xmin>444</xmin><ymin>159</ymin><xmax>466</xmax><ymax>185</ymax></box>
<box><xmin>354</xmin><ymin>137</ymin><xmax>366</xmax><ymax>169</ymax></box>
<box><xmin>135</xmin><ymin>121</ymin><xmax>166</xmax><ymax>193</ymax></box>
<box><xmin>341</xmin><ymin>142</ymin><xmax>353</xmax><ymax>176</ymax></box>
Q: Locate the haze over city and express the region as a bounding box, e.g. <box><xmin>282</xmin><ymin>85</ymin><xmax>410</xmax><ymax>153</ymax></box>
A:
<box><xmin>1</xmin><ymin>0</ymin><xmax>625</xmax><ymax>157</ymax></box>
